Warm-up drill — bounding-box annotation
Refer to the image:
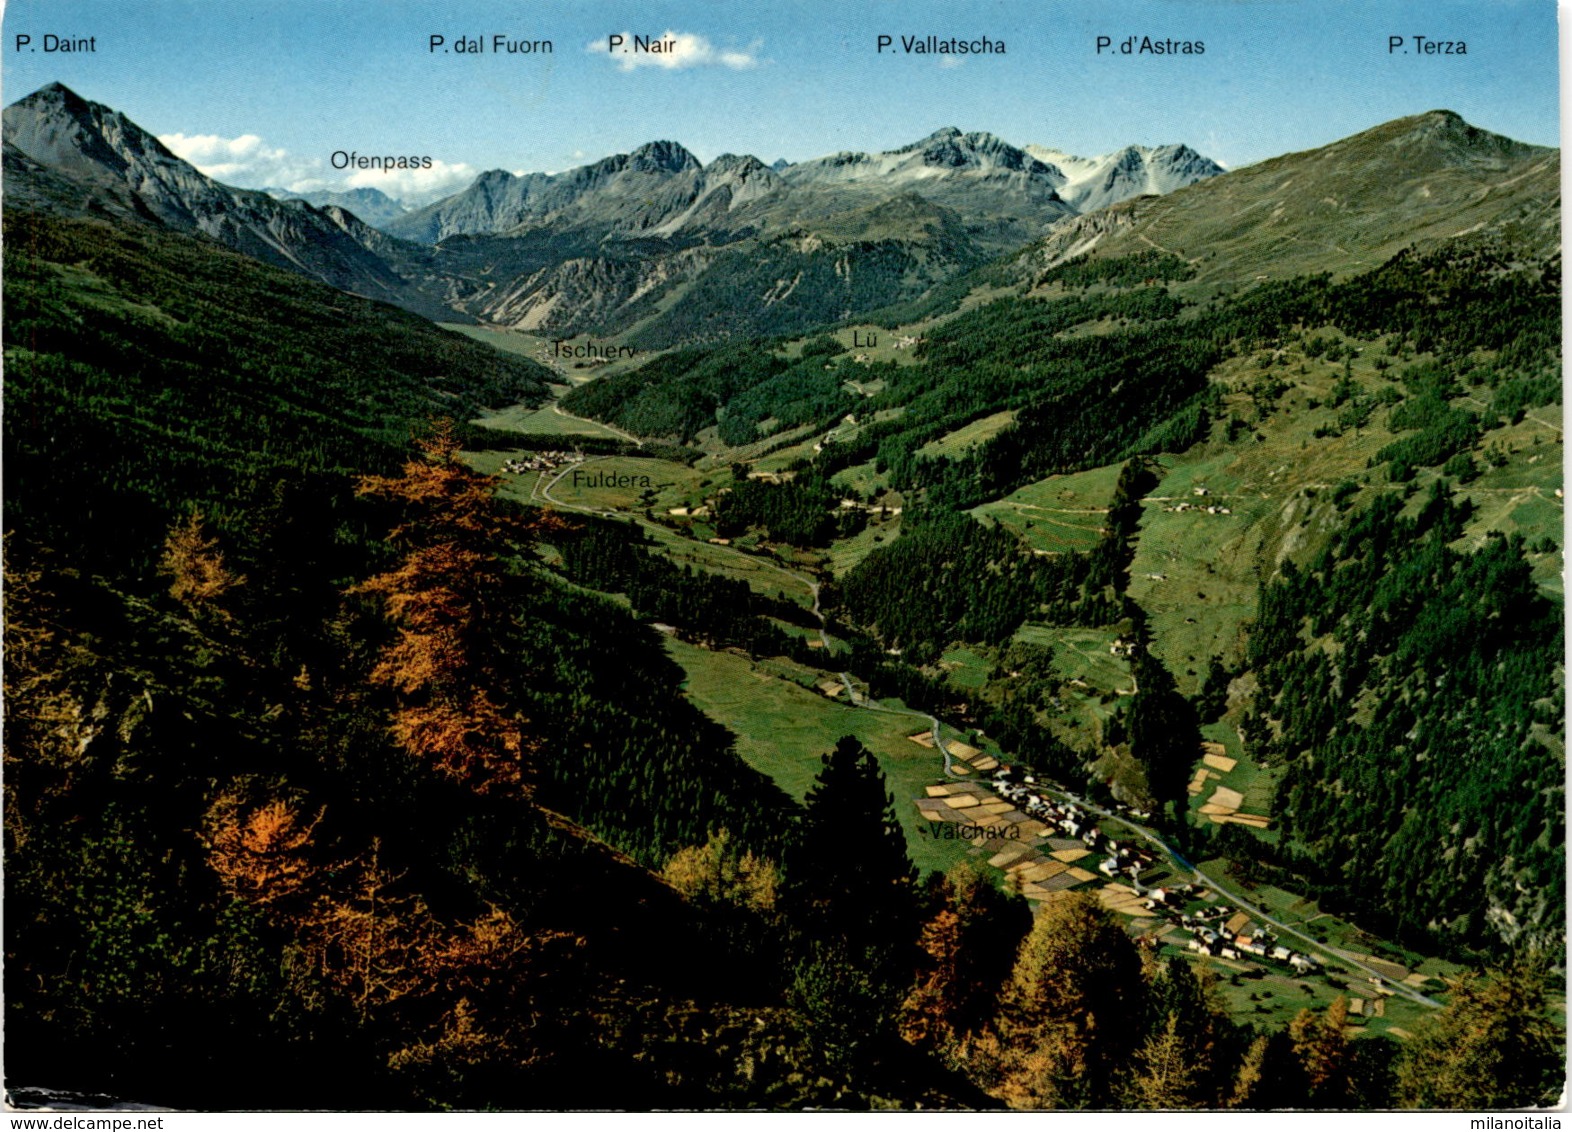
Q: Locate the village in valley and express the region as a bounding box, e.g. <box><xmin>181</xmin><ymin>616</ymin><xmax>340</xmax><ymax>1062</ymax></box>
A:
<box><xmin>500</xmin><ymin>450</ymin><xmax>584</xmax><ymax>476</ymax></box>
<box><xmin>488</xmin><ymin>425</ymin><xmax>1471</xmax><ymax>1039</ymax></box>
<box><xmin>910</xmin><ymin>736</ymin><xmax>1442</xmax><ymax>1031</ymax></box>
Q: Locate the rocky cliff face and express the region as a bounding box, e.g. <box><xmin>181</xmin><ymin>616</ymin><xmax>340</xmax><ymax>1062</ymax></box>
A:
<box><xmin>470</xmin><ymin>246</ymin><xmax>714</xmax><ymax>335</ymax></box>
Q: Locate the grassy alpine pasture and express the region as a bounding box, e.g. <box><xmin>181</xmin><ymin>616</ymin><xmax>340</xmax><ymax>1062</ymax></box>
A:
<box><xmin>694</xmin><ymin>421</ymin><xmax>821</xmax><ymax>465</ymax></box>
<box><xmin>1129</xmin><ymin>340</ymin><xmax>1563</xmax><ymax>682</ymax></box>
<box><xmin>473</xmin><ymin>401</ymin><xmax>632</xmax><ymax>439</ymax></box>
<box><xmin>826</xmin><ymin>510</ymin><xmax>903</xmax><ymax>577</ymax></box>
<box><xmin>1198</xmin><ymin>953</ymin><xmax>1440</xmax><ymax>1038</ymax></box>
<box><xmin>816</xmin><ymin>285</ymin><xmax>1018</xmax><ymax>368</ymax></box>
<box><xmin>445</xmin><ymin>323</ymin><xmax>660</xmax><ymax>383</ymax></box>
<box><xmin>748</xmin><ymin>433</ymin><xmax>826</xmax><ymax>474</ymax></box>
<box><xmin>917</xmin><ymin>410</ymin><xmax>1018</xmax><ymax>458</ymax></box>
<box><xmin>1127</xmin><ymin>342</ymin><xmax>1419</xmax><ymax>685</ymax></box>
<box><xmin>460</xmin><ymin>448</ymin><xmax>547</xmax><ymax>502</ymax></box>
<box><xmin>441</xmin><ymin>323</ymin><xmax>558</xmax><ymax>362</ymax></box>
<box><xmin>1013</xmin><ymin>624</ymin><xmax>1132</xmax><ymax>697</ymax></box>
<box><xmin>638</xmin><ymin>522</ymin><xmax>819</xmax><ymax>610</ymax></box>
<box><xmin>971</xmin><ymin>463</ymin><xmax>1120</xmax><ymax>556</ymax></box>
<box><xmin>736</xmin><ymin>410</ymin><xmax>874</xmax><ymax>475</ymax></box>
<box><xmin>938</xmin><ymin>646</ymin><xmax>991</xmax><ymax>690</ymax></box>
<box><xmin>539</xmin><ymin>455</ymin><xmax>703</xmax><ymax>512</ymax></box>
<box><xmin>1446</xmin><ymin>410</ymin><xmax>1563</xmax><ymax>596</ymax></box>
<box><xmin>1004</xmin><ymin>623</ymin><xmax>1133</xmax><ymax>745</ymax></box>
<box><xmin>821</xmin><ymin>324</ymin><xmax>927</xmax><ymax>368</ymax></box>
<box><xmin>829</xmin><ymin>459</ymin><xmax>895</xmax><ymax>500</ymax></box>
<box><xmin>663</xmin><ymin>637</ymin><xmax>976</xmax><ymax>877</ymax></box>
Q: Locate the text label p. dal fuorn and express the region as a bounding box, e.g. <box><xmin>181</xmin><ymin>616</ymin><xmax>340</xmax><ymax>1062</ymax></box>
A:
<box><xmin>429</xmin><ymin>34</ymin><xmax>553</xmax><ymax>54</ymax></box>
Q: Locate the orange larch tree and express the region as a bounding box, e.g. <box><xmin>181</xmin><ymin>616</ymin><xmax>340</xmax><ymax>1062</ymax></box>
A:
<box><xmin>203</xmin><ymin>788</ymin><xmax>326</xmax><ymax>908</ymax></box>
<box><xmin>350</xmin><ymin>419</ymin><xmax>564</xmax><ymax>797</ymax></box>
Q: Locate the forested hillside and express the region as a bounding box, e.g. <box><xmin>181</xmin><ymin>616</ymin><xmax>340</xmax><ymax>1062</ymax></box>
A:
<box><xmin>1247</xmin><ymin>485</ymin><xmax>1562</xmax><ymax>951</ymax></box>
<box><xmin>1</xmin><ymin>209</ymin><xmax>816</xmax><ymax>1106</ymax></box>
<box><xmin>566</xmin><ymin>237</ymin><xmax>1564</xmax><ymax>962</ymax></box>
<box><xmin>3</xmin><ymin>210</ymin><xmax>552</xmax><ymax>577</ymax></box>
<box><xmin>4</xmin><ymin>96</ymin><xmax>1564</xmax><ymax>1111</ymax></box>
<box><xmin>561</xmin><ymin>334</ymin><xmax>865</xmax><ymax>443</ymax></box>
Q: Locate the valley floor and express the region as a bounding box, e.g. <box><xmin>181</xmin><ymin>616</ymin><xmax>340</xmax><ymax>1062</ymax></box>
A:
<box><xmin>461</xmin><ymin>378</ymin><xmax>1546</xmax><ymax>1037</ymax></box>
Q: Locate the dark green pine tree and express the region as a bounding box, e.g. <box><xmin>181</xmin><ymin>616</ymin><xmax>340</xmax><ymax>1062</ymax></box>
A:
<box><xmin>786</xmin><ymin>735</ymin><xmax>918</xmax><ymax>947</ymax></box>
<box><xmin>783</xmin><ymin>735</ymin><xmax>921</xmax><ymax>1072</ymax></box>
<box><xmin>1194</xmin><ymin>655</ymin><xmax>1231</xmax><ymax>723</ymax></box>
<box><xmin>1125</xmin><ymin>613</ymin><xmax>1202</xmax><ymax>824</ymax></box>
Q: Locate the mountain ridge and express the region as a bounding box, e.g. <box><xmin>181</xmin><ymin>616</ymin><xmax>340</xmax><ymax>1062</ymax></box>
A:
<box><xmin>2</xmin><ymin>82</ymin><xmax>455</xmax><ymax>320</ymax></box>
<box><xmin>6</xmin><ymin>85</ymin><xmax>1551</xmax><ymax>350</ymax></box>
<box><xmin>1018</xmin><ymin>109</ymin><xmax>1559</xmax><ymax>284</ymax></box>
<box><xmin>384</xmin><ymin>124</ymin><xmax>1221</xmax><ymax>248</ymax></box>
<box><xmin>269</xmin><ymin>185</ymin><xmax>411</xmax><ymax>227</ymax></box>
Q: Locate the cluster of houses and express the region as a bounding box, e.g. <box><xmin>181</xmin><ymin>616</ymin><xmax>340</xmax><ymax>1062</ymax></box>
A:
<box><xmin>1185</xmin><ymin>918</ymin><xmax>1321</xmax><ymax>974</ymax></box>
<box><xmin>1163</xmin><ymin>500</ymin><xmax>1233</xmax><ymax>516</ymax></box>
<box><xmin>502</xmin><ymin>451</ymin><xmax>579</xmax><ymax>474</ymax></box>
<box><xmin>1163</xmin><ymin>486</ymin><xmax>1231</xmax><ymax>516</ymax></box>
<box><xmin>838</xmin><ymin>497</ymin><xmax>902</xmax><ymax>516</ymax></box>
<box><xmin>989</xmin><ymin>773</ymin><xmax>1161</xmax><ymax>882</ymax></box>
<box><xmin>989</xmin><ymin>769</ymin><xmax>1322</xmax><ymax>978</ymax></box>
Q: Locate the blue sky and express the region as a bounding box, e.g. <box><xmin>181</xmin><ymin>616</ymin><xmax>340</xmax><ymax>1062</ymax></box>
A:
<box><xmin>2</xmin><ymin>0</ymin><xmax>1558</xmax><ymax>203</ymax></box>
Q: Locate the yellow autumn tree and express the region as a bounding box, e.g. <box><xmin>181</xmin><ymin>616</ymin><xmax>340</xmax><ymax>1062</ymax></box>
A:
<box><xmin>1127</xmin><ymin>1014</ymin><xmax>1200</xmax><ymax>1110</ymax></box>
<box><xmin>978</xmin><ymin>891</ymin><xmax>1147</xmax><ymax>1109</ymax></box>
<box><xmin>159</xmin><ymin>507</ymin><xmax>245</xmax><ymax>609</ymax></box>
<box><xmin>1287</xmin><ymin>995</ymin><xmax>1351</xmax><ymax>1105</ymax></box>
<box><xmin>1393</xmin><ymin>962</ymin><xmax>1564</xmax><ymax>1109</ymax></box>
<box><xmin>297</xmin><ymin>838</ymin><xmax>436</xmax><ymax>1017</ymax></box>
<box><xmin>899</xmin><ymin>905</ymin><xmax>964</xmax><ymax>1051</ymax></box>
<box><xmin>351</xmin><ymin>419</ymin><xmax>565</xmax><ymax>796</ymax></box>
<box><xmin>900</xmin><ymin>862</ymin><xmax>1025</xmax><ymax>1057</ymax></box>
<box><xmin>661</xmin><ymin>829</ymin><xmax>779</xmax><ymax>912</ymax></box>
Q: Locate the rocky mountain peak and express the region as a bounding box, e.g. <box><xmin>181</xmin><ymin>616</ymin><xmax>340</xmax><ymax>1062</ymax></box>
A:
<box><xmin>4</xmin><ymin>81</ymin><xmax>180</xmax><ymax>177</ymax></box>
<box><xmin>707</xmin><ymin>153</ymin><xmax>768</xmax><ymax>176</ymax></box>
<box><xmin>628</xmin><ymin>139</ymin><xmax>700</xmax><ymax>174</ymax></box>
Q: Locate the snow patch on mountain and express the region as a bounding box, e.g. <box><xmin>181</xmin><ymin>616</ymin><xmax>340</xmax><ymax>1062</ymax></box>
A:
<box><xmin>1025</xmin><ymin>142</ymin><xmax>1224</xmax><ymax>213</ymax></box>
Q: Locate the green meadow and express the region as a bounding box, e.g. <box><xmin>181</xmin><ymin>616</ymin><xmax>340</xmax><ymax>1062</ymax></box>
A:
<box><xmin>664</xmin><ymin>637</ymin><xmax>979</xmax><ymax>877</ymax></box>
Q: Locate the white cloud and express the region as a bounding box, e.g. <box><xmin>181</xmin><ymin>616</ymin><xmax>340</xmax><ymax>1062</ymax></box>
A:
<box><xmin>589</xmin><ymin>30</ymin><xmax>761</xmax><ymax>71</ymax></box>
<box><xmin>159</xmin><ymin>132</ymin><xmax>310</xmax><ymax>187</ymax></box>
<box><xmin>158</xmin><ymin>131</ymin><xmax>478</xmax><ymax>205</ymax></box>
<box><xmin>341</xmin><ymin>160</ymin><xmax>479</xmax><ymax>203</ymax></box>
<box><xmin>937</xmin><ymin>56</ymin><xmax>965</xmax><ymax>70</ymax></box>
